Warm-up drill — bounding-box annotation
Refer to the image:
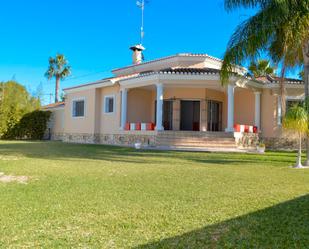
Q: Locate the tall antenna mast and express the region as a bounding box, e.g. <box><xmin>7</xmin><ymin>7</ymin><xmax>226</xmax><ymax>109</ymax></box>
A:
<box><xmin>136</xmin><ymin>0</ymin><xmax>148</xmax><ymax>45</ymax></box>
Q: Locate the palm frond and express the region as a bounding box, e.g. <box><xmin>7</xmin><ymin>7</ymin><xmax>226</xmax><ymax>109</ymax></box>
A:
<box><xmin>283</xmin><ymin>105</ymin><xmax>308</xmax><ymax>134</ymax></box>
<box><xmin>224</xmin><ymin>0</ymin><xmax>270</xmax><ymax>11</ymax></box>
<box><xmin>221</xmin><ymin>4</ymin><xmax>279</xmax><ymax>83</ymax></box>
<box><xmin>59</xmin><ymin>66</ymin><xmax>71</xmax><ymax>79</ymax></box>
<box><xmin>45</xmin><ymin>54</ymin><xmax>71</xmax><ymax>80</ymax></box>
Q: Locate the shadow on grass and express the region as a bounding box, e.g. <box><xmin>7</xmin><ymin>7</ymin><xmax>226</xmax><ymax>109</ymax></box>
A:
<box><xmin>134</xmin><ymin>194</ymin><xmax>309</xmax><ymax>249</ymax></box>
<box><xmin>0</xmin><ymin>141</ymin><xmax>296</xmax><ymax>166</ymax></box>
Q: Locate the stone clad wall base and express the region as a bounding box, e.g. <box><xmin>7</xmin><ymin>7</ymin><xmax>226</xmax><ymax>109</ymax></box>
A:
<box><xmin>49</xmin><ymin>132</ymin><xmax>304</xmax><ymax>151</ymax></box>
<box><xmin>234</xmin><ymin>132</ymin><xmax>259</xmax><ymax>148</ymax></box>
<box><xmin>263</xmin><ymin>137</ymin><xmax>305</xmax><ymax>150</ymax></box>
<box><xmin>62</xmin><ymin>133</ymin><xmax>98</xmax><ymax>144</ymax></box>
<box><xmin>98</xmin><ymin>134</ymin><xmax>156</xmax><ymax>146</ymax></box>
<box><xmin>61</xmin><ymin>133</ymin><xmax>156</xmax><ymax>146</ymax></box>
<box><xmin>51</xmin><ymin>133</ymin><xmax>65</xmax><ymax>141</ymax></box>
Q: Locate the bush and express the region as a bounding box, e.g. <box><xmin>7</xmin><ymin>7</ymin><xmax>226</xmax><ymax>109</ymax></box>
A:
<box><xmin>0</xmin><ymin>81</ymin><xmax>40</xmax><ymax>137</ymax></box>
<box><xmin>3</xmin><ymin>110</ymin><xmax>52</xmax><ymax>140</ymax></box>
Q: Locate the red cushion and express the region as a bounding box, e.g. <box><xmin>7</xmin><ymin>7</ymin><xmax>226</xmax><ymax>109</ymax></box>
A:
<box><xmin>234</xmin><ymin>124</ymin><xmax>240</xmax><ymax>132</ymax></box>
<box><xmin>125</xmin><ymin>123</ymin><xmax>130</xmax><ymax>131</ymax></box>
<box><xmin>135</xmin><ymin>123</ymin><xmax>141</xmax><ymax>130</ymax></box>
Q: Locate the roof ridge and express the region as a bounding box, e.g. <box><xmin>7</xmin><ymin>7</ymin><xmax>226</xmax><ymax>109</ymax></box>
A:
<box><xmin>112</xmin><ymin>53</ymin><xmax>225</xmax><ymax>73</ymax></box>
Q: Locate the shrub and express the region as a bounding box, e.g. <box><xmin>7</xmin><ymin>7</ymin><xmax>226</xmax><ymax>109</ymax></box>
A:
<box><xmin>0</xmin><ymin>81</ymin><xmax>40</xmax><ymax>137</ymax></box>
<box><xmin>4</xmin><ymin>110</ymin><xmax>52</xmax><ymax>140</ymax></box>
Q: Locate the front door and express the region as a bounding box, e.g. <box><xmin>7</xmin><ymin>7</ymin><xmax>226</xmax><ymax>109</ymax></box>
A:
<box><xmin>180</xmin><ymin>101</ymin><xmax>200</xmax><ymax>131</ymax></box>
<box><xmin>163</xmin><ymin>100</ymin><xmax>173</xmax><ymax>130</ymax></box>
<box><xmin>207</xmin><ymin>100</ymin><xmax>222</xmax><ymax>131</ymax></box>
<box><xmin>155</xmin><ymin>100</ymin><xmax>173</xmax><ymax>130</ymax></box>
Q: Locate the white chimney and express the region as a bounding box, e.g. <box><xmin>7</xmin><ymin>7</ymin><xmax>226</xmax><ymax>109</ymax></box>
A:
<box><xmin>130</xmin><ymin>44</ymin><xmax>145</xmax><ymax>64</ymax></box>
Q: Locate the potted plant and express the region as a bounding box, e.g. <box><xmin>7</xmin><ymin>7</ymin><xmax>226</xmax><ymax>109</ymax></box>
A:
<box><xmin>134</xmin><ymin>142</ymin><xmax>142</xmax><ymax>150</ymax></box>
<box><xmin>257</xmin><ymin>142</ymin><xmax>266</xmax><ymax>153</ymax></box>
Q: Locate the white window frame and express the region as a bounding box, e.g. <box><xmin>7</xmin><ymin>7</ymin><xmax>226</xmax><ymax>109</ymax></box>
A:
<box><xmin>71</xmin><ymin>97</ymin><xmax>86</xmax><ymax>118</ymax></box>
<box><xmin>103</xmin><ymin>95</ymin><xmax>116</xmax><ymax>114</ymax></box>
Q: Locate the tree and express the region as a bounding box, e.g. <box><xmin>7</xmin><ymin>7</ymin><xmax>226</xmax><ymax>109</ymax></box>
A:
<box><xmin>45</xmin><ymin>54</ymin><xmax>71</xmax><ymax>103</ymax></box>
<box><xmin>0</xmin><ymin>81</ymin><xmax>40</xmax><ymax>137</ymax></box>
<box><xmin>248</xmin><ymin>59</ymin><xmax>275</xmax><ymax>78</ymax></box>
<box><xmin>283</xmin><ymin>104</ymin><xmax>309</xmax><ymax>168</ymax></box>
<box><xmin>299</xmin><ymin>70</ymin><xmax>304</xmax><ymax>79</ymax></box>
<box><xmin>220</xmin><ymin>0</ymin><xmax>309</xmax><ymax>164</ymax></box>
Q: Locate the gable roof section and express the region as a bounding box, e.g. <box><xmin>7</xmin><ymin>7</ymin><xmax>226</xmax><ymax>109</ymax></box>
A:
<box><xmin>63</xmin><ymin>78</ymin><xmax>113</xmax><ymax>93</ymax></box>
<box><xmin>118</xmin><ymin>67</ymin><xmax>250</xmax><ymax>83</ymax></box>
<box><xmin>62</xmin><ymin>53</ymin><xmax>304</xmax><ymax>94</ymax></box>
<box><xmin>63</xmin><ymin>73</ymin><xmax>140</xmax><ymax>93</ymax></box>
<box><xmin>112</xmin><ymin>53</ymin><xmax>247</xmax><ymax>76</ymax></box>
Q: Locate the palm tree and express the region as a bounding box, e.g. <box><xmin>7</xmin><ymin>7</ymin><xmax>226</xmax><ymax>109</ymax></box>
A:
<box><xmin>248</xmin><ymin>59</ymin><xmax>275</xmax><ymax>78</ymax></box>
<box><xmin>45</xmin><ymin>54</ymin><xmax>71</xmax><ymax>103</ymax></box>
<box><xmin>283</xmin><ymin>104</ymin><xmax>308</xmax><ymax>168</ymax></box>
<box><xmin>220</xmin><ymin>0</ymin><xmax>309</xmax><ymax>164</ymax></box>
<box><xmin>299</xmin><ymin>70</ymin><xmax>304</xmax><ymax>79</ymax></box>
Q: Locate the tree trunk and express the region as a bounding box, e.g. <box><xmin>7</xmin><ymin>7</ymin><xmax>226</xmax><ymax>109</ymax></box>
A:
<box><xmin>279</xmin><ymin>66</ymin><xmax>286</xmax><ymax>118</ymax></box>
<box><xmin>302</xmin><ymin>41</ymin><xmax>309</xmax><ymax>166</ymax></box>
<box><xmin>295</xmin><ymin>132</ymin><xmax>303</xmax><ymax>168</ymax></box>
<box><xmin>55</xmin><ymin>76</ymin><xmax>60</xmax><ymax>103</ymax></box>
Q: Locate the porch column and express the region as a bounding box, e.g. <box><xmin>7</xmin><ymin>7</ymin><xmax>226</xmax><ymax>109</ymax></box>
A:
<box><xmin>201</xmin><ymin>100</ymin><xmax>207</xmax><ymax>132</ymax></box>
<box><xmin>225</xmin><ymin>84</ymin><xmax>235</xmax><ymax>132</ymax></box>
<box><xmin>120</xmin><ymin>88</ymin><xmax>128</xmax><ymax>130</ymax></box>
<box><xmin>156</xmin><ymin>83</ymin><xmax>164</xmax><ymax>131</ymax></box>
<box><xmin>277</xmin><ymin>95</ymin><xmax>282</xmax><ymax>126</ymax></box>
<box><xmin>254</xmin><ymin>92</ymin><xmax>261</xmax><ymax>129</ymax></box>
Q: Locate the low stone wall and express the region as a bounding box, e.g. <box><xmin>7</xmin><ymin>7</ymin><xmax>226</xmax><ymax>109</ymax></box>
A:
<box><xmin>51</xmin><ymin>133</ymin><xmax>65</xmax><ymax>141</ymax></box>
<box><xmin>234</xmin><ymin>132</ymin><xmax>259</xmax><ymax>148</ymax></box>
<box><xmin>98</xmin><ymin>134</ymin><xmax>156</xmax><ymax>146</ymax></box>
<box><xmin>61</xmin><ymin>133</ymin><xmax>156</xmax><ymax>147</ymax></box>
<box><xmin>262</xmin><ymin>137</ymin><xmax>305</xmax><ymax>150</ymax></box>
<box><xmin>62</xmin><ymin>133</ymin><xmax>98</xmax><ymax>144</ymax></box>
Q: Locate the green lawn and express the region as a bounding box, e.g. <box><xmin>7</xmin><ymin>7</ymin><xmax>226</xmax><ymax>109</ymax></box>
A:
<box><xmin>0</xmin><ymin>141</ymin><xmax>309</xmax><ymax>248</ymax></box>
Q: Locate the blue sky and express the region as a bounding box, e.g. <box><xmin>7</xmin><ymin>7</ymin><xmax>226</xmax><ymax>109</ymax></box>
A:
<box><xmin>0</xmin><ymin>0</ymin><xmax>261</xmax><ymax>103</ymax></box>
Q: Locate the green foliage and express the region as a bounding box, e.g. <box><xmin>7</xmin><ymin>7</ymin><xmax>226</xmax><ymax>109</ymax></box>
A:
<box><xmin>283</xmin><ymin>104</ymin><xmax>309</xmax><ymax>134</ymax></box>
<box><xmin>221</xmin><ymin>1</ymin><xmax>309</xmax><ymax>84</ymax></box>
<box><xmin>299</xmin><ymin>70</ymin><xmax>304</xmax><ymax>79</ymax></box>
<box><xmin>0</xmin><ymin>81</ymin><xmax>40</xmax><ymax>137</ymax></box>
<box><xmin>3</xmin><ymin>110</ymin><xmax>51</xmax><ymax>140</ymax></box>
<box><xmin>248</xmin><ymin>59</ymin><xmax>275</xmax><ymax>77</ymax></box>
<box><xmin>45</xmin><ymin>54</ymin><xmax>71</xmax><ymax>103</ymax></box>
<box><xmin>45</xmin><ymin>54</ymin><xmax>71</xmax><ymax>81</ymax></box>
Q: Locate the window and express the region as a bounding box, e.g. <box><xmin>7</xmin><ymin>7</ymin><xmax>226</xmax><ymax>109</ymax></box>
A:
<box><xmin>104</xmin><ymin>95</ymin><xmax>115</xmax><ymax>114</ymax></box>
<box><xmin>72</xmin><ymin>99</ymin><xmax>85</xmax><ymax>117</ymax></box>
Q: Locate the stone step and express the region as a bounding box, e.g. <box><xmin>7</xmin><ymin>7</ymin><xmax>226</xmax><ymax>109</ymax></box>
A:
<box><xmin>156</xmin><ymin>142</ymin><xmax>236</xmax><ymax>148</ymax></box>
<box><xmin>155</xmin><ymin>146</ymin><xmax>245</xmax><ymax>153</ymax></box>
<box><xmin>156</xmin><ymin>142</ymin><xmax>236</xmax><ymax>147</ymax></box>
<box><xmin>157</xmin><ymin>136</ymin><xmax>234</xmax><ymax>140</ymax></box>
<box><xmin>156</xmin><ymin>137</ymin><xmax>235</xmax><ymax>143</ymax></box>
<box><xmin>157</xmin><ymin>131</ymin><xmax>234</xmax><ymax>138</ymax></box>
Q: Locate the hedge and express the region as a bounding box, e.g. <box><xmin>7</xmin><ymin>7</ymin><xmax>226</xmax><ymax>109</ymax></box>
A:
<box><xmin>3</xmin><ymin>110</ymin><xmax>52</xmax><ymax>140</ymax></box>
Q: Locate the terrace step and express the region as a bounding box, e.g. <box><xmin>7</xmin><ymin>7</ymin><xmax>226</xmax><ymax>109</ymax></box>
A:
<box><xmin>156</xmin><ymin>137</ymin><xmax>235</xmax><ymax>143</ymax></box>
<box><xmin>155</xmin><ymin>131</ymin><xmax>237</xmax><ymax>150</ymax></box>
<box><xmin>157</xmin><ymin>131</ymin><xmax>234</xmax><ymax>138</ymax></box>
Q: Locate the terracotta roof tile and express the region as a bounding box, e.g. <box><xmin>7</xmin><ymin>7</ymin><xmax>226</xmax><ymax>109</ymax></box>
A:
<box><xmin>256</xmin><ymin>75</ymin><xmax>303</xmax><ymax>85</ymax></box>
<box><xmin>41</xmin><ymin>102</ymin><xmax>65</xmax><ymax>109</ymax></box>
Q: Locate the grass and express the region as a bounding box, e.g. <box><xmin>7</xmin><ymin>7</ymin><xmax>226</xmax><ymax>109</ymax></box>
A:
<box><xmin>0</xmin><ymin>141</ymin><xmax>309</xmax><ymax>248</ymax></box>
